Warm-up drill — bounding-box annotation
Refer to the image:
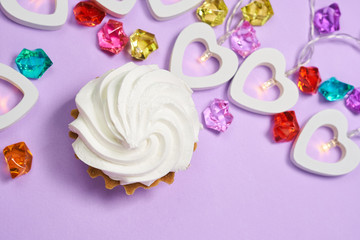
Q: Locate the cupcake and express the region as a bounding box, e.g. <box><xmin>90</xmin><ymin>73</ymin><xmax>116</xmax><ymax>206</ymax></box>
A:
<box><xmin>69</xmin><ymin>63</ymin><xmax>201</xmax><ymax>195</ymax></box>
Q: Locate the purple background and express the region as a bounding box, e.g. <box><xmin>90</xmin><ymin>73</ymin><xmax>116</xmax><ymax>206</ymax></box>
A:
<box><xmin>1</xmin><ymin>0</ymin><xmax>360</xmax><ymax>239</ymax></box>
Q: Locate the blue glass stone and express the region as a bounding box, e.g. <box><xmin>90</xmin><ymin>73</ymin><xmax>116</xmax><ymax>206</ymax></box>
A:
<box><xmin>318</xmin><ymin>77</ymin><xmax>354</xmax><ymax>101</ymax></box>
<box><xmin>15</xmin><ymin>48</ymin><xmax>53</xmax><ymax>79</ymax></box>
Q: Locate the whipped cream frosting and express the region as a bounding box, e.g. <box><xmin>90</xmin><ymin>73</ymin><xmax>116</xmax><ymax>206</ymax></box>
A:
<box><xmin>69</xmin><ymin>63</ymin><xmax>201</xmax><ymax>186</ymax></box>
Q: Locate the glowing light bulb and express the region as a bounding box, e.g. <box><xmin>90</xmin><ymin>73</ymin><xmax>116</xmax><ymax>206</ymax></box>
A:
<box><xmin>0</xmin><ymin>95</ymin><xmax>10</xmax><ymax>113</ymax></box>
<box><xmin>320</xmin><ymin>129</ymin><xmax>360</xmax><ymax>152</ymax></box>
<box><xmin>320</xmin><ymin>138</ymin><xmax>338</xmax><ymax>152</ymax></box>
<box><xmin>199</xmin><ymin>50</ymin><xmax>212</xmax><ymax>63</ymax></box>
<box><xmin>30</xmin><ymin>0</ymin><xmax>45</xmax><ymax>9</ymax></box>
<box><xmin>260</xmin><ymin>78</ymin><xmax>277</xmax><ymax>91</ymax></box>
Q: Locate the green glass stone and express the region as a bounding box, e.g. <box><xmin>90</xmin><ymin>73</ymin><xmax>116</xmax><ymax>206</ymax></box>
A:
<box><xmin>15</xmin><ymin>48</ymin><xmax>53</xmax><ymax>79</ymax></box>
<box><xmin>318</xmin><ymin>77</ymin><xmax>354</xmax><ymax>101</ymax></box>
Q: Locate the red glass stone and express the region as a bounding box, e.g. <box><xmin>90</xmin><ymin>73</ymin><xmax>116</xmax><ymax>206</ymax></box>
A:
<box><xmin>273</xmin><ymin>111</ymin><xmax>300</xmax><ymax>143</ymax></box>
<box><xmin>298</xmin><ymin>66</ymin><xmax>322</xmax><ymax>94</ymax></box>
<box><xmin>73</xmin><ymin>1</ymin><xmax>106</xmax><ymax>27</ymax></box>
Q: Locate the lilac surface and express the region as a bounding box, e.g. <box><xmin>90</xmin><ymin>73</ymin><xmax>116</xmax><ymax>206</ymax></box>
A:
<box><xmin>1</xmin><ymin>0</ymin><xmax>360</xmax><ymax>239</ymax></box>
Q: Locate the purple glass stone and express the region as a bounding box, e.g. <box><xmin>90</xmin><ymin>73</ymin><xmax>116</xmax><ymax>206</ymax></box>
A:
<box><xmin>314</xmin><ymin>3</ymin><xmax>341</xmax><ymax>34</ymax></box>
<box><xmin>345</xmin><ymin>88</ymin><xmax>360</xmax><ymax>114</ymax></box>
<box><xmin>230</xmin><ymin>21</ymin><xmax>260</xmax><ymax>58</ymax></box>
<box><xmin>203</xmin><ymin>98</ymin><xmax>233</xmax><ymax>132</ymax></box>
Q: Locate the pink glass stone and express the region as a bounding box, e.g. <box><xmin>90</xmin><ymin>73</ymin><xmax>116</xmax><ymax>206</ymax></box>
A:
<box><xmin>314</xmin><ymin>3</ymin><xmax>341</xmax><ymax>34</ymax></box>
<box><xmin>230</xmin><ymin>21</ymin><xmax>260</xmax><ymax>58</ymax></box>
<box><xmin>97</xmin><ymin>19</ymin><xmax>129</xmax><ymax>54</ymax></box>
<box><xmin>203</xmin><ymin>98</ymin><xmax>233</xmax><ymax>132</ymax></box>
<box><xmin>345</xmin><ymin>88</ymin><xmax>360</xmax><ymax>114</ymax></box>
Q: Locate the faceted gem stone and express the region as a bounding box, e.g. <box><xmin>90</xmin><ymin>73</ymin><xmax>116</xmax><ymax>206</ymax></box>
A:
<box><xmin>15</xmin><ymin>48</ymin><xmax>53</xmax><ymax>79</ymax></box>
<box><xmin>273</xmin><ymin>111</ymin><xmax>300</xmax><ymax>143</ymax></box>
<box><xmin>318</xmin><ymin>77</ymin><xmax>354</xmax><ymax>101</ymax></box>
<box><xmin>345</xmin><ymin>88</ymin><xmax>360</xmax><ymax>114</ymax></box>
<box><xmin>98</xmin><ymin>20</ymin><xmax>129</xmax><ymax>54</ymax></box>
<box><xmin>196</xmin><ymin>0</ymin><xmax>228</xmax><ymax>27</ymax></box>
<box><xmin>129</xmin><ymin>29</ymin><xmax>158</xmax><ymax>60</ymax></box>
<box><xmin>73</xmin><ymin>1</ymin><xmax>106</xmax><ymax>27</ymax></box>
<box><xmin>203</xmin><ymin>98</ymin><xmax>233</xmax><ymax>132</ymax></box>
<box><xmin>3</xmin><ymin>142</ymin><xmax>33</xmax><ymax>179</ymax></box>
<box><xmin>230</xmin><ymin>21</ymin><xmax>260</xmax><ymax>58</ymax></box>
<box><xmin>241</xmin><ymin>0</ymin><xmax>274</xmax><ymax>26</ymax></box>
<box><xmin>298</xmin><ymin>66</ymin><xmax>322</xmax><ymax>94</ymax></box>
<box><xmin>314</xmin><ymin>3</ymin><xmax>341</xmax><ymax>34</ymax></box>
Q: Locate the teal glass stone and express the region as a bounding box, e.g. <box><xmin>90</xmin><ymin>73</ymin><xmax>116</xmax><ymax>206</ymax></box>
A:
<box><xmin>318</xmin><ymin>77</ymin><xmax>354</xmax><ymax>101</ymax></box>
<box><xmin>15</xmin><ymin>48</ymin><xmax>53</xmax><ymax>79</ymax></box>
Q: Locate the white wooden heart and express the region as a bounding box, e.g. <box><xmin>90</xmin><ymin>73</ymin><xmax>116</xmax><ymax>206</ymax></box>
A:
<box><xmin>228</xmin><ymin>48</ymin><xmax>299</xmax><ymax>115</ymax></box>
<box><xmin>91</xmin><ymin>0</ymin><xmax>136</xmax><ymax>18</ymax></box>
<box><xmin>170</xmin><ymin>22</ymin><xmax>239</xmax><ymax>90</ymax></box>
<box><xmin>0</xmin><ymin>63</ymin><xmax>39</xmax><ymax>131</ymax></box>
<box><xmin>291</xmin><ymin>109</ymin><xmax>360</xmax><ymax>176</ymax></box>
<box><xmin>0</xmin><ymin>0</ymin><xmax>68</xmax><ymax>30</ymax></box>
<box><xmin>146</xmin><ymin>0</ymin><xmax>202</xmax><ymax>20</ymax></box>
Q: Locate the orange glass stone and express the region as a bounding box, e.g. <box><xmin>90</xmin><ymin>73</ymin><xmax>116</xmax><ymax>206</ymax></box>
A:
<box><xmin>298</xmin><ymin>66</ymin><xmax>322</xmax><ymax>94</ymax></box>
<box><xmin>3</xmin><ymin>142</ymin><xmax>33</xmax><ymax>178</ymax></box>
<box><xmin>273</xmin><ymin>111</ymin><xmax>300</xmax><ymax>142</ymax></box>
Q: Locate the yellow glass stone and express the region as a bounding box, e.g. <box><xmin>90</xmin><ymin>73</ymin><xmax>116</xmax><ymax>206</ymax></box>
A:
<box><xmin>196</xmin><ymin>0</ymin><xmax>228</xmax><ymax>27</ymax></box>
<box><xmin>129</xmin><ymin>29</ymin><xmax>158</xmax><ymax>60</ymax></box>
<box><xmin>241</xmin><ymin>0</ymin><xmax>274</xmax><ymax>26</ymax></box>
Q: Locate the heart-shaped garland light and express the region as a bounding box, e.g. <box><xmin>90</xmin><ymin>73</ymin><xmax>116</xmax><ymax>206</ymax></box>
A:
<box><xmin>170</xmin><ymin>22</ymin><xmax>239</xmax><ymax>90</ymax></box>
<box><xmin>0</xmin><ymin>63</ymin><xmax>38</xmax><ymax>131</ymax></box>
<box><xmin>0</xmin><ymin>0</ymin><xmax>202</xmax><ymax>29</ymax></box>
<box><xmin>91</xmin><ymin>0</ymin><xmax>136</xmax><ymax>18</ymax></box>
<box><xmin>0</xmin><ymin>0</ymin><xmax>68</xmax><ymax>30</ymax></box>
<box><xmin>93</xmin><ymin>0</ymin><xmax>200</xmax><ymax>19</ymax></box>
<box><xmin>291</xmin><ymin>109</ymin><xmax>360</xmax><ymax>176</ymax></box>
<box><xmin>228</xmin><ymin>48</ymin><xmax>299</xmax><ymax>115</ymax></box>
<box><xmin>146</xmin><ymin>0</ymin><xmax>202</xmax><ymax>20</ymax></box>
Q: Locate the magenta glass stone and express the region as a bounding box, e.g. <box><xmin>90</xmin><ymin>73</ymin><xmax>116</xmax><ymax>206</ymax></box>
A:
<box><xmin>97</xmin><ymin>19</ymin><xmax>129</xmax><ymax>54</ymax></box>
<box><xmin>203</xmin><ymin>98</ymin><xmax>234</xmax><ymax>132</ymax></box>
<box><xmin>230</xmin><ymin>21</ymin><xmax>260</xmax><ymax>58</ymax></box>
<box><xmin>345</xmin><ymin>88</ymin><xmax>360</xmax><ymax>114</ymax></box>
<box><xmin>314</xmin><ymin>3</ymin><xmax>341</xmax><ymax>34</ymax></box>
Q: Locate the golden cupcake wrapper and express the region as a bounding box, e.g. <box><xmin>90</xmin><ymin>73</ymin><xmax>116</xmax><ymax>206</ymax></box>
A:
<box><xmin>69</xmin><ymin>109</ymin><xmax>197</xmax><ymax>195</ymax></box>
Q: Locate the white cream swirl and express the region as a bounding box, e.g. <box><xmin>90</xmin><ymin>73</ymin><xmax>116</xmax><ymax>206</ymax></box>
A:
<box><xmin>69</xmin><ymin>63</ymin><xmax>201</xmax><ymax>186</ymax></box>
